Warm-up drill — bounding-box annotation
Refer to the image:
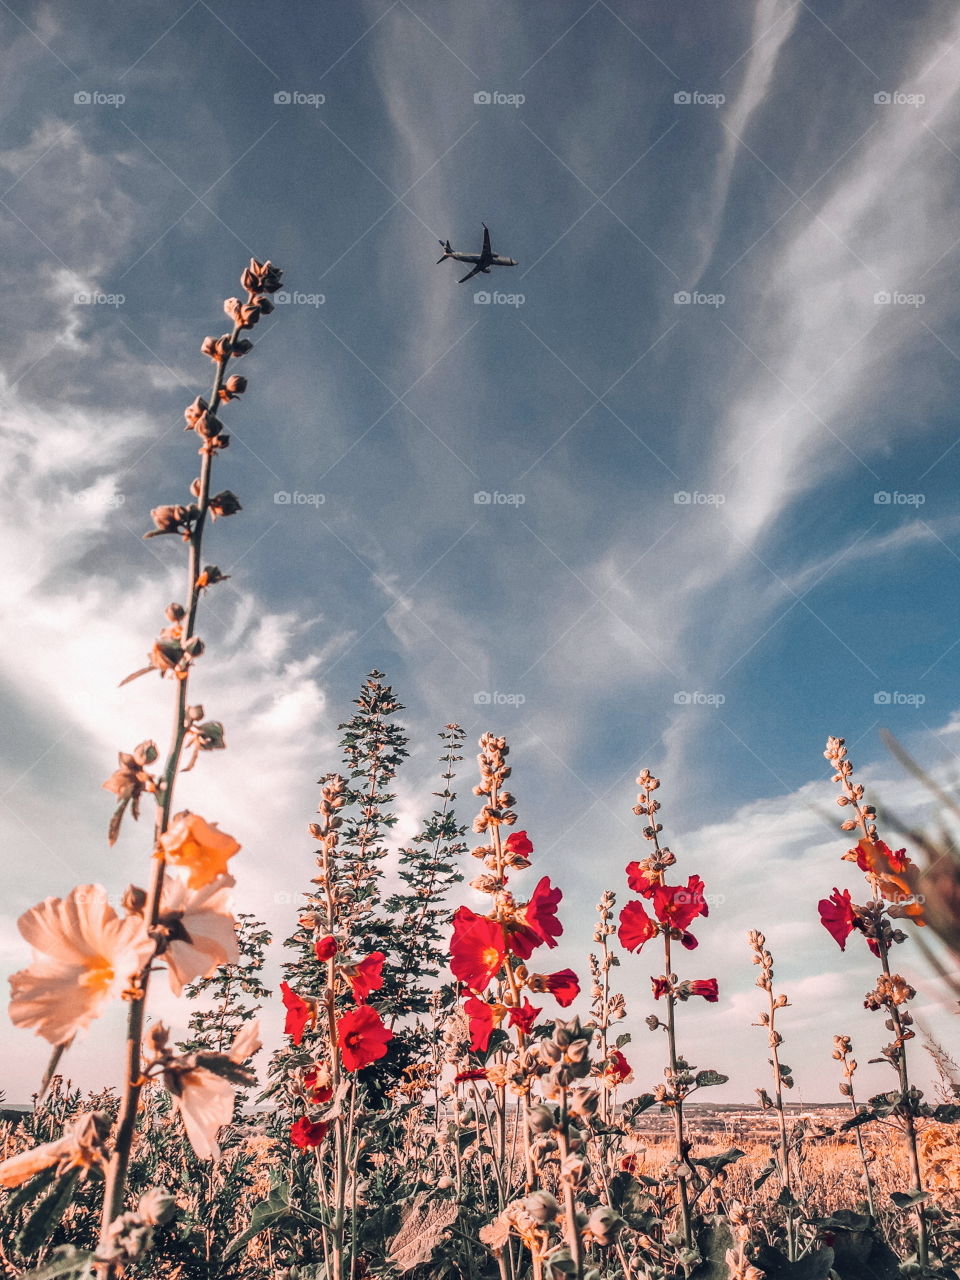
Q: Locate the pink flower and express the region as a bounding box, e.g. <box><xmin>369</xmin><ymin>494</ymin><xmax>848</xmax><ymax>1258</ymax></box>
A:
<box><xmin>172</xmin><ymin>1021</ymin><xmax>260</xmax><ymax>1160</ymax></box>
<box><xmin>9</xmin><ymin>885</ymin><xmax>154</xmax><ymax>1045</ymax></box>
<box><xmin>158</xmin><ymin>812</ymin><xmax>240</xmax><ymax>890</ymax></box>
<box><xmin>818</xmin><ymin>887</ymin><xmax>857</xmax><ymax>950</ymax></box>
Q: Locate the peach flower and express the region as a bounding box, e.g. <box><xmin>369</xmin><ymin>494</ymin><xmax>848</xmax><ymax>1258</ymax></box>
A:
<box><xmin>158</xmin><ymin>812</ymin><xmax>240</xmax><ymax>889</ymax></box>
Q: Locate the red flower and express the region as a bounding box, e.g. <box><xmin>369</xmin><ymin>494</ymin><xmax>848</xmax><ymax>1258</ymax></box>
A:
<box><xmin>522</xmin><ymin>876</ymin><xmax>563</xmax><ymax>949</ymax></box>
<box><xmin>505</xmin><ymin>830</ymin><xmax>533</xmax><ymax>858</ymax></box>
<box><xmin>347</xmin><ymin>951</ymin><xmax>385</xmax><ymax>1003</ymax></box>
<box><xmin>819</xmin><ymin>887</ymin><xmax>857</xmax><ymax>950</ymax></box>
<box><xmin>545</xmin><ymin>968</ymin><xmax>579</xmax><ymax>1007</ymax></box>
<box><xmin>844</xmin><ymin>837</ymin><xmax>911</xmax><ymax>876</ymax></box>
<box><xmin>604</xmin><ymin>1049</ymin><xmax>632</xmax><ymax>1084</ymax></box>
<box><xmin>455</xmin><ymin>1068</ymin><xmax>488</xmax><ymax>1082</ymax></box>
<box><xmin>625</xmin><ymin>862</ymin><xmax>656</xmax><ymax>897</ymax></box>
<box><xmin>280</xmin><ymin>981</ymin><xmax>314</xmax><ymax>1046</ymax></box>
<box><xmin>464</xmin><ymin>996</ymin><xmax>496</xmax><ymax>1053</ymax></box>
<box><xmin>450</xmin><ymin>908</ymin><xmax>507</xmax><ymax>991</ymax></box>
<box><xmin>337</xmin><ymin>1004</ymin><xmax>392</xmax><ymax>1072</ymax></box>
<box><xmin>315</xmin><ymin>935</ymin><xmax>338</xmax><ymax>961</ymax></box>
<box><xmin>679</xmin><ymin>931</ymin><xmax>699</xmax><ymax>950</ymax></box>
<box><xmin>290</xmin><ymin>1116</ymin><xmax>328</xmax><ymax>1148</ymax></box>
<box><xmin>651</xmin><ymin>976</ymin><xmax>671</xmax><ymax>999</ymax></box>
<box><xmin>686</xmin><ymin>978</ymin><xmax>719</xmax><ymax>1002</ymax></box>
<box><xmin>508</xmin><ymin>998</ymin><xmax>542</xmax><ymax>1035</ymax></box>
<box><xmin>303</xmin><ymin>1070</ymin><xmax>332</xmax><ymax>1105</ymax></box>
<box><xmin>653</xmin><ymin>876</ymin><xmax>708</xmax><ymax>931</ymax></box>
<box><xmin>619</xmin><ymin>900</ymin><xmax>657</xmax><ymax>952</ymax></box>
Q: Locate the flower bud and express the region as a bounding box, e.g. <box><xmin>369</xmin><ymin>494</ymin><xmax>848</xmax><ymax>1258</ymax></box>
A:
<box><xmin>524</xmin><ymin>1190</ymin><xmax>559</xmax><ymax>1222</ymax></box>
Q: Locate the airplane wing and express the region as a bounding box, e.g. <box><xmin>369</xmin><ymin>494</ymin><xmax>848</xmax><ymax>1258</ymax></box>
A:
<box><xmin>458</xmin><ymin>265</ymin><xmax>483</xmax><ymax>283</ymax></box>
<box><xmin>481</xmin><ymin>224</ymin><xmax>491</xmax><ymax>256</ymax></box>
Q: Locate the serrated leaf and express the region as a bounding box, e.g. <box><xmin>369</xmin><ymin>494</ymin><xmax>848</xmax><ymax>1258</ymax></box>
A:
<box><xmin>890</xmin><ymin>1190</ymin><xmax>929</xmax><ymax>1209</ymax></box>
<box><xmin>694</xmin><ymin>1147</ymin><xmax>746</xmax><ymax>1174</ymax></box>
<box><xmin>17</xmin><ymin>1170</ymin><xmax>81</xmax><ymax>1256</ymax></box>
<box><xmin>616</xmin><ymin>1032</ymin><xmax>632</xmax><ymax>1049</ymax></box>
<box><xmin>695</xmin><ymin>1070</ymin><xmax>729</xmax><ymax>1088</ymax></box>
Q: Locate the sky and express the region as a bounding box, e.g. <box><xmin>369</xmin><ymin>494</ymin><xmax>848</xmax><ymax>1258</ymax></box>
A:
<box><xmin>2</xmin><ymin>0</ymin><xmax>960</xmax><ymax>1105</ymax></box>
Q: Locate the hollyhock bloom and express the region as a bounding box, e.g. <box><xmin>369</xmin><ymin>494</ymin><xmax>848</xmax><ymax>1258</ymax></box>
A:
<box><xmin>345</xmin><ymin>951</ymin><xmax>386</xmax><ymax>1003</ymax></box>
<box><xmin>315</xmin><ymin>935</ymin><xmax>338</xmax><ymax>961</ymax></box>
<box><xmin>505</xmin><ymin>830</ymin><xmax>533</xmax><ymax>858</ymax></box>
<box><xmin>602</xmin><ymin>1049</ymin><xmax>633</xmax><ymax>1086</ymax></box>
<box><xmin>280</xmin><ymin>981</ymin><xmax>315</xmax><ymax>1045</ymax></box>
<box><xmin>844</xmin><ymin>837</ymin><xmax>912</xmax><ymax>877</ymax></box>
<box><xmin>290</xmin><ymin>1116</ymin><xmax>329</xmax><ymax>1148</ymax></box>
<box><xmin>651</xmin><ymin>976</ymin><xmax>671</xmax><ymax>999</ymax></box>
<box><xmin>508</xmin><ymin>998</ymin><xmax>542</xmax><ymax>1035</ymax></box>
<box><xmin>9</xmin><ymin>885</ymin><xmax>154</xmax><ymax>1045</ymax></box>
<box><xmin>170</xmin><ymin>1021</ymin><xmax>260</xmax><ymax>1160</ymax></box>
<box><xmin>0</xmin><ymin>1110</ymin><xmax>111</xmax><ymax>1188</ymax></box>
<box><xmin>159</xmin><ymin>874</ymin><xmax>238</xmax><ymax>997</ymax></box>
<box><xmin>522</xmin><ymin>876</ymin><xmax>563</xmax><ymax>949</ymax></box>
<box><xmin>819</xmin><ymin>887</ymin><xmax>858</xmax><ymax>950</ymax></box>
<box><xmin>158</xmin><ymin>812</ymin><xmax>240</xmax><ymax>889</ymax></box>
<box><xmin>618</xmin><ymin>900</ymin><xmax>657</xmax><ymax>953</ymax></box>
<box><xmin>450</xmin><ymin>907</ymin><xmax>507</xmax><ymax>991</ymax></box>
<box><xmin>653</xmin><ymin>876</ymin><xmax>708</xmax><ymax>931</ymax></box>
<box><xmin>684</xmin><ymin>978</ymin><xmax>719</xmax><ymax>1002</ymax></box>
<box><xmin>464</xmin><ymin>996</ymin><xmax>497</xmax><ymax>1053</ymax></box>
<box><xmin>337</xmin><ymin>1004</ymin><xmax>392</xmax><ymax>1072</ymax></box>
<box><xmin>625</xmin><ymin>862</ymin><xmax>656</xmax><ymax>897</ymax></box>
<box><xmin>455</xmin><ymin>1068</ymin><xmax>489</xmax><ymax>1082</ymax></box>
<box><xmin>543</xmin><ymin>968</ymin><xmax>580</xmax><ymax>1007</ymax></box>
<box><xmin>303</xmin><ymin>1068</ymin><xmax>333</xmax><ymax>1105</ymax></box>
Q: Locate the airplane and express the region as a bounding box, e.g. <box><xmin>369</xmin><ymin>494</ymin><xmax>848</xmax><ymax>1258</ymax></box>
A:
<box><xmin>436</xmin><ymin>223</ymin><xmax>518</xmax><ymax>283</ymax></box>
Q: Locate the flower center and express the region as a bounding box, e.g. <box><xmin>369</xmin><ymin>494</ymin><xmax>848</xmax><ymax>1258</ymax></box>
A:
<box><xmin>80</xmin><ymin>957</ymin><xmax>115</xmax><ymax>994</ymax></box>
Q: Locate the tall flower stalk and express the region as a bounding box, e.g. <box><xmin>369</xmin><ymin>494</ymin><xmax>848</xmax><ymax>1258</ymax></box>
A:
<box><xmin>618</xmin><ymin>769</ymin><xmax>722</xmax><ymax>1252</ymax></box>
<box><xmin>90</xmin><ymin>259</ymin><xmax>284</xmax><ymax>1275</ymax></box>
<box><xmin>819</xmin><ymin>735</ymin><xmax>929</xmax><ymax>1265</ymax></box>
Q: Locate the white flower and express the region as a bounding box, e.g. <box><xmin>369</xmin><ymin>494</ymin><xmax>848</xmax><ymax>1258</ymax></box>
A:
<box><xmin>169</xmin><ymin>1020</ymin><xmax>261</xmax><ymax>1160</ymax></box>
<box><xmin>9</xmin><ymin>885</ymin><xmax>153</xmax><ymax>1044</ymax></box>
<box><xmin>159</xmin><ymin>874</ymin><xmax>239</xmax><ymax>996</ymax></box>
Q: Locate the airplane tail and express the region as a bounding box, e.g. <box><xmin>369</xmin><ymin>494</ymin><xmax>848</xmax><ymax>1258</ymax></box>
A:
<box><xmin>436</xmin><ymin>239</ymin><xmax>453</xmax><ymax>263</ymax></box>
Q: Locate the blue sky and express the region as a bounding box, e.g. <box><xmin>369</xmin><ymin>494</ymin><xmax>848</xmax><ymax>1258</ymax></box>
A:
<box><xmin>2</xmin><ymin>0</ymin><xmax>959</xmax><ymax>1102</ymax></box>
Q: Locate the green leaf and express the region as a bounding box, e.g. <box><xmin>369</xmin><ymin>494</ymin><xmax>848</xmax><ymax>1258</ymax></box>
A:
<box><xmin>890</xmin><ymin>1190</ymin><xmax>929</xmax><ymax>1209</ymax></box>
<box><xmin>223</xmin><ymin>1183</ymin><xmax>294</xmax><ymax>1259</ymax></box>
<box><xmin>615</xmin><ymin>1032</ymin><xmax>632</xmax><ymax>1049</ymax></box>
<box><xmin>840</xmin><ymin>1110</ymin><xmax>876</xmax><ymax>1131</ymax></box>
<box><xmin>695</xmin><ymin>1070</ymin><xmax>729</xmax><ymax>1088</ymax></box>
<box><xmin>932</xmin><ymin>1104</ymin><xmax>960</xmax><ymax>1124</ymax></box>
<box><xmin>22</xmin><ymin>1247</ymin><xmax>94</xmax><ymax>1280</ymax></box>
<box><xmin>694</xmin><ymin>1147</ymin><xmax>746</xmax><ymax>1174</ymax></box>
<box><xmin>4</xmin><ymin>1165</ymin><xmax>58</xmax><ymax>1220</ymax></box>
<box><xmin>17</xmin><ymin>1169</ymin><xmax>80</xmax><ymax>1256</ymax></box>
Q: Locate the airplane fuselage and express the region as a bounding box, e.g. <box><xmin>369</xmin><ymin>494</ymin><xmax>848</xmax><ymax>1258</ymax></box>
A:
<box><xmin>448</xmin><ymin>252</ymin><xmax>518</xmax><ymax>267</ymax></box>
